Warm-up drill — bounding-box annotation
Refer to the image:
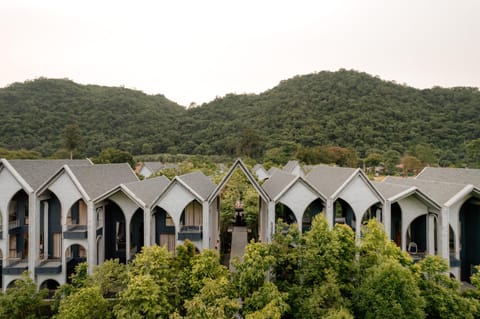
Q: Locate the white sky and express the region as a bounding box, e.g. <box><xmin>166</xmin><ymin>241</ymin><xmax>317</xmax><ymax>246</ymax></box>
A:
<box><xmin>1</xmin><ymin>0</ymin><xmax>479</xmax><ymax>106</ymax></box>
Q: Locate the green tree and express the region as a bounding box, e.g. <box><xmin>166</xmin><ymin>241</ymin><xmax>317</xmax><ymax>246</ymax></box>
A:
<box><xmin>89</xmin><ymin>258</ymin><xmax>128</xmax><ymax>298</ymax></box>
<box><xmin>269</xmin><ymin>220</ymin><xmax>301</xmax><ymax>291</ymax></box>
<box><xmin>354</xmin><ymin>260</ymin><xmax>425</xmax><ymax>319</ymax></box>
<box><xmin>400</xmin><ymin>155</ymin><xmax>423</xmax><ymax>176</ymax></box>
<box><xmin>231</xmin><ymin>242</ymin><xmax>289</xmax><ymax>318</ymax></box>
<box><xmin>383</xmin><ymin>150</ymin><xmax>401</xmax><ymax>175</ymax></box>
<box><xmin>94</xmin><ymin>147</ymin><xmax>134</xmax><ymax>167</ymax></box>
<box><xmin>0</xmin><ymin>273</ymin><xmax>48</xmax><ymax>319</ymax></box>
<box><xmin>364</xmin><ymin>152</ymin><xmax>383</xmax><ymax>167</ymax></box>
<box><xmin>114</xmin><ymin>274</ymin><xmax>172</xmax><ymax>319</ymax></box>
<box><xmin>237</xmin><ymin>129</ymin><xmax>264</xmax><ymax>159</ymax></box>
<box><xmin>183</xmin><ymin>277</ymin><xmax>240</xmax><ymax>319</ymax></box>
<box><xmin>358</xmin><ymin>219</ymin><xmax>412</xmax><ymax>272</ymax></box>
<box><xmin>466</xmin><ymin>138</ymin><xmax>480</xmax><ymax>168</ymax></box>
<box><xmin>64</xmin><ymin>124</ymin><xmax>83</xmax><ymax>160</ymax></box>
<box><xmin>55</xmin><ymin>286</ymin><xmax>111</xmax><ymax>319</ymax></box>
<box><xmin>414</xmin><ymin>144</ymin><xmax>437</xmax><ymax>166</ymax></box>
<box><xmin>418</xmin><ymin>255</ymin><xmax>478</xmax><ymax>319</ymax></box>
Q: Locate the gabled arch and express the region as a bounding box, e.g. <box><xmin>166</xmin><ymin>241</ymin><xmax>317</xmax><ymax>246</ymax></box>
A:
<box><xmin>152</xmin><ymin>206</ymin><xmax>176</xmax><ymax>252</ymax></box>
<box><xmin>104</xmin><ymin>200</ymin><xmax>126</xmax><ymax>263</ymax></box>
<box><xmin>275</xmin><ymin>202</ymin><xmax>297</xmax><ymax>225</ymax></box>
<box><xmin>7</xmin><ymin>189</ymin><xmax>29</xmax><ymax>260</ymax></box>
<box><xmin>302</xmin><ymin>198</ymin><xmax>325</xmax><ymax>233</ymax></box>
<box><xmin>39</xmin><ymin>279</ymin><xmax>60</xmax><ymax>298</ymax></box>
<box><xmin>334</xmin><ymin>198</ymin><xmax>356</xmax><ymax>231</ymax></box>
<box><xmin>65</xmin><ymin>243</ymin><xmax>87</xmax><ymax>283</ymax></box>
<box><xmin>208</xmin><ymin>158</ymin><xmax>270</xmax><ymax>204</ymax></box>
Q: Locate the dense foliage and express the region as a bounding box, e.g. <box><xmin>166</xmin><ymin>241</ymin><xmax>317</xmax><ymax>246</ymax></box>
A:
<box><xmin>0</xmin><ymin>78</ymin><xmax>184</xmax><ymax>156</ymax></box>
<box><xmin>1</xmin><ymin>70</ymin><xmax>479</xmax><ymax>166</ymax></box>
<box><xmin>3</xmin><ymin>218</ymin><xmax>480</xmax><ymax>318</ymax></box>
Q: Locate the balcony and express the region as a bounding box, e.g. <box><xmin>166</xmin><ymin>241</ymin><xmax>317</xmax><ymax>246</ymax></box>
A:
<box><xmin>178</xmin><ymin>225</ymin><xmax>203</xmax><ymax>241</ymax></box>
<box><xmin>35</xmin><ymin>259</ymin><xmax>62</xmax><ymax>275</ymax></box>
<box><xmin>63</xmin><ymin>225</ymin><xmax>88</xmax><ymax>239</ymax></box>
<box><xmin>2</xmin><ymin>259</ymin><xmax>28</xmax><ymax>275</ymax></box>
<box><xmin>8</xmin><ymin>220</ymin><xmax>28</xmax><ymax>235</ymax></box>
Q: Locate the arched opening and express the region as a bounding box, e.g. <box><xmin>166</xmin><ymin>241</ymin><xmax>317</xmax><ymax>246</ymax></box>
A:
<box><xmin>217</xmin><ymin>169</ymin><xmax>261</xmax><ymax>268</ymax></box>
<box><xmin>153</xmin><ymin>207</ymin><xmax>175</xmax><ymax>252</ymax></box>
<box><xmin>66</xmin><ymin>199</ymin><xmax>87</xmax><ymax>231</ymax></box>
<box><xmin>334</xmin><ymin>198</ymin><xmax>356</xmax><ymax>231</ymax></box>
<box><xmin>302</xmin><ymin>198</ymin><xmax>325</xmax><ymax>233</ymax></box>
<box><xmin>104</xmin><ymin>201</ymin><xmax>126</xmax><ymax>263</ymax></box>
<box><xmin>459</xmin><ymin>196</ymin><xmax>480</xmax><ymax>282</ymax></box>
<box><xmin>391</xmin><ymin>202</ymin><xmax>402</xmax><ymax>247</ymax></box>
<box><xmin>39</xmin><ymin>279</ymin><xmax>60</xmax><ymax>299</ymax></box>
<box><xmin>8</xmin><ymin>190</ymin><xmax>29</xmax><ymax>260</ymax></box>
<box><xmin>178</xmin><ymin>200</ymin><xmax>203</xmax><ymax>242</ymax></box>
<box><xmin>66</xmin><ymin>244</ymin><xmax>87</xmax><ymax>283</ymax></box>
<box><xmin>129</xmin><ymin>208</ymin><xmax>144</xmax><ymax>259</ymax></box>
<box><xmin>6</xmin><ymin>279</ymin><xmax>21</xmax><ymax>289</ymax></box>
<box><xmin>275</xmin><ymin>203</ymin><xmax>297</xmax><ymax>225</ymax></box>
<box><xmin>406</xmin><ymin>215</ymin><xmax>427</xmax><ymax>259</ymax></box>
<box><xmin>361</xmin><ymin>204</ymin><xmax>381</xmax><ymax>225</ymax></box>
<box><xmin>39</xmin><ymin>192</ymin><xmax>62</xmax><ymax>260</ymax></box>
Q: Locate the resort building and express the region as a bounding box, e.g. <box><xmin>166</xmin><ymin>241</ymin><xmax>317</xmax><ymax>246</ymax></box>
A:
<box><xmin>0</xmin><ymin>158</ymin><xmax>479</xmax><ymax>291</ymax></box>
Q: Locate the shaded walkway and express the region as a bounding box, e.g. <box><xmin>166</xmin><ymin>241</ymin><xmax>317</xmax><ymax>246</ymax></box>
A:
<box><xmin>229</xmin><ymin>226</ymin><xmax>248</xmax><ymax>271</ymax></box>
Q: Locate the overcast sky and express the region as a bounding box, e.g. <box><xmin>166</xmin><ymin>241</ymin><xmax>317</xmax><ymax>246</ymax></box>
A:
<box><xmin>1</xmin><ymin>0</ymin><xmax>479</xmax><ymax>106</ymax></box>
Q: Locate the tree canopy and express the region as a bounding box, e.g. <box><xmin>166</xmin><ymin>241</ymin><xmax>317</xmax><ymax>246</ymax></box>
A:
<box><xmin>1</xmin><ymin>70</ymin><xmax>479</xmax><ymax>167</ymax></box>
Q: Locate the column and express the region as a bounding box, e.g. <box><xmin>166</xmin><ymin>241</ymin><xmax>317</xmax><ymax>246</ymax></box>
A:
<box><xmin>325</xmin><ymin>198</ymin><xmax>334</xmax><ymax>229</ymax></box>
<box><xmin>383</xmin><ymin>200</ymin><xmax>391</xmax><ymax>239</ymax></box>
<box><xmin>87</xmin><ymin>201</ymin><xmax>96</xmax><ymax>273</ymax></box>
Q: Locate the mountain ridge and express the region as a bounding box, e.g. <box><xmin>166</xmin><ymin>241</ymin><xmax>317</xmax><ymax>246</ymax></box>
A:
<box><xmin>1</xmin><ymin>70</ymin><xmax>479</xmax><ymax>166</ymax></box>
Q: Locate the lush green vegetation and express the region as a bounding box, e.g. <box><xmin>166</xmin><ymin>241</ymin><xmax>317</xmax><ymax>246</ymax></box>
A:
<box><xmin>0</xmin><ymin>78</ymin><xmax>184</xmax><ymax>156</ymax></box>
<box><xmin>2</xmin><ymin>218</ymin><xmax>480</xmax><ymax>318</ymax></box>
<box><xmin>1</xmin><ymin>70</ymin><xmax>480</xmax><ymax>167</ymax></box>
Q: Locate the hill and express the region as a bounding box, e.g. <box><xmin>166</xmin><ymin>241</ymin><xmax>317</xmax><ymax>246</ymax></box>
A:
<box><xmin>1</xmin><ymin>71</ymin><xmax>479</xmax><ymax>166</ymax></box>
<box><xmin>0</xmin><ymin>78</ymin><xmax>184</xmax><ymax>156</ymax></box>
<box><xmin>178</xmin><ymin>70</ymin><xmax>480</xmax><ymax>165</ymax></box>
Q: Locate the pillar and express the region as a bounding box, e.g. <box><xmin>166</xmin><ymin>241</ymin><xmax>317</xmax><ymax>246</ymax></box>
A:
<box><xmin>87</xmin><ymin>201</ymin><xmax>96</xmax><ymax>273</ymax></box>
<box><xmin>383</xmin><ymin>200</ymin><xmax>391</xmax><ymax>239</ymax></box>
<box><xmin>325</xmin><ymin>198</ymin><xmax>334</xmax><ymax>229</ymax></box>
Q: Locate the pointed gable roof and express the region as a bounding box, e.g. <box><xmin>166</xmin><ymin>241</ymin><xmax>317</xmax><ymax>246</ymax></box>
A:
<box><xmin>374</xmin><ymin>181</ymin><xmax>441</xmax><ymax>210</ymax></box>
<box><xmin>306</xmin><ymin>165</ymin><xmax>357</xmax><ymax>198</ymax></box>
<box><xmin>95</xmin><ymin>175</ymin><xmax>170</xmax><ymax>207</ymax></box>
<box><xmin>283</xmin><ymin>160</ymin><xmax>303</xmax><ymax>174</ymax></box>
<box><xmin>374</xmin><ymin>181</ymin><xmax>413</xmax><ymax>199</ymax></box>
<box><xmin>66</xmin><ymin>163</ymin><xmax>138</xmax><ymax>199</ymax></box>
<box><xmin>177</xmin><ymin>171</ymin><xmax>216</xmax><ymax>201</ymax></box>
<box><xmin>267</xmin><ymin>167</ymin><xmax>281</xmax><ymax>177</ymax></box>
<box><xmin>123</xmin><ymin>176</ymin><xmax>170</xmax><ymax>205</ymax></box>
<box><xmin>209</xmin><ymin>159</ymin><xmax>270</xmax><ymax>203</ymax></box>
<box><xmin>7</xmin><ymin>159</ymin><xmax>91</xmax><ymax>190</ymax></box>
<box><xmin>383</xmin><ymin>176</ymin><xmax>470</xmax><ymax>205</ymax></box>
<box><xmin>416</xmin><ymin>167</ymin><xmax>480</xmax><ymax>187</ymax></box>
<box><xmin>262</xmin><ymin>170</ymin><xmax>297</xmax><ymax>199</ymax></box>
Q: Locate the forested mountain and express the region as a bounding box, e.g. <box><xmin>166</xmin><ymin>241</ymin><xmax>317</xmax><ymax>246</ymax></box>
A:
<box><xmin>0</xmin><ymin>78</ymin><xmax>184</xmax><ymax>156</ymax></box>
<box><xmin>1</xmin><ymin>70</ymin><xmax>479</xmax><ymax>166</ymax></box>
<box><xmin>179</xmin><ymin>70</ymin><xmax>480</xmax><ymax>165</ymax></box>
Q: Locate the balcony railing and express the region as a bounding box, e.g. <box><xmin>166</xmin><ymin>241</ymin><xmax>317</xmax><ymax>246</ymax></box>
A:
<box><xmin>3</xmin><ymin>259</ymin><xmax>28</xmax><ymax>275</ymax></box>
<box><xmin>63</xmin><ymin>225</ymin><xmax>88</xmax><ymax>239</ymax></box>
<box><xmin>35</xmin><ymin>259</ymin><xmax>62</xmax><ymax>274</ymax></box>
<box><xmin>178</xmin><ymin>225</ymin><xmax>203</xmax><ymax>241</ymax></box>
<box><xmin>9</xmin><ymin>219</ymin><xmax>20</xmax><ymax>229</ymax></box>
